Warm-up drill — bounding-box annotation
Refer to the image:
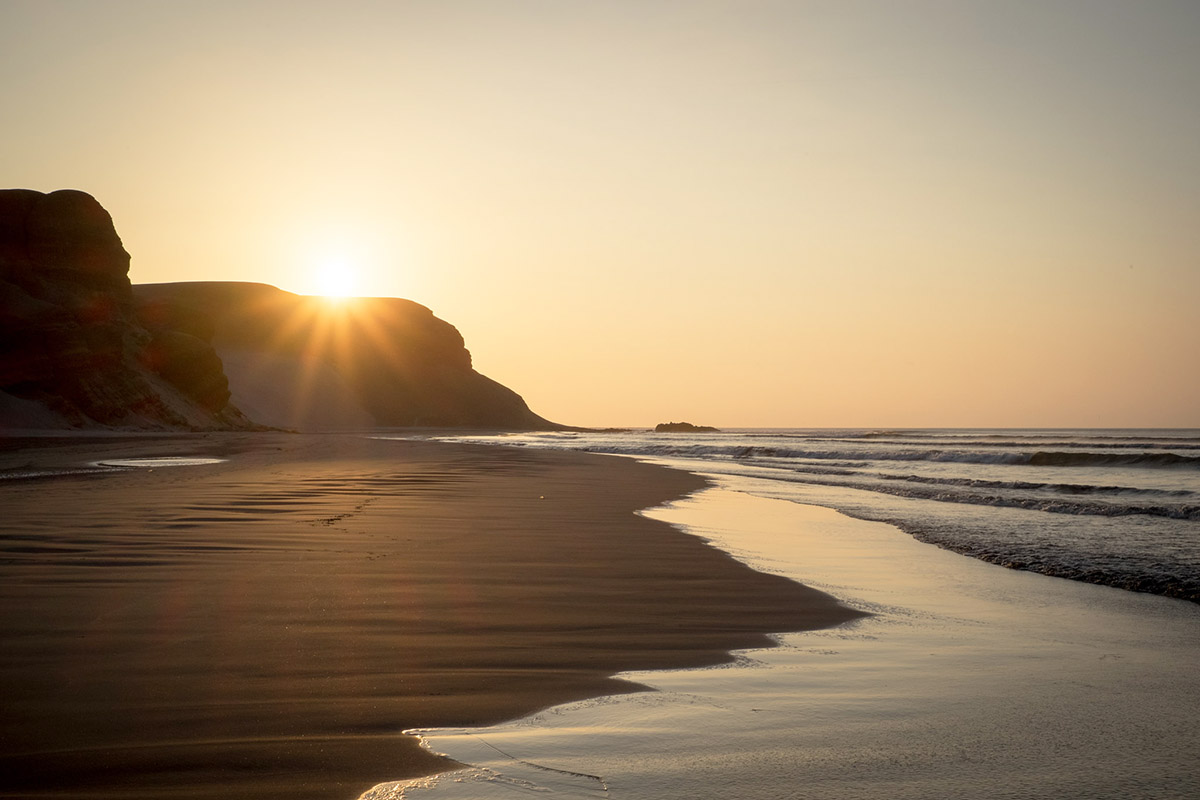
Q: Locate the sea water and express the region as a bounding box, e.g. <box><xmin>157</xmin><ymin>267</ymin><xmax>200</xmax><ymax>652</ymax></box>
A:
<box><xmin>410</xmin><ymin>429</ymin><xmax>1200</xmax><ymax>602</ymax></box>
<box><xmin>363</xmin><ymin>430</ymin><xmax>1200</xmax><ymax>799</ymax></box>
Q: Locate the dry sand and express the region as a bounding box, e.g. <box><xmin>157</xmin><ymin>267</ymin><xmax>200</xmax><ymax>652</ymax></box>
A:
<box><xmin>0</xmin><ymin>433</ymin><xmax>862</xmax><ymax>799</ymax></box>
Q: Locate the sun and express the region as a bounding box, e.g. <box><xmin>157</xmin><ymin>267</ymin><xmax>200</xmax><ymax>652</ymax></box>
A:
<box><xmin>313</xmin><ymin>259</ymin><xmax>359</xmax><ymax>299</ymax></box>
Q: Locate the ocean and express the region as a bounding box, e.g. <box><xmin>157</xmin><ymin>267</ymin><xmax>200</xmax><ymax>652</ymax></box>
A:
<box><xmin>417</xmin><ymin>428</ymin><xmax>1200</xmax><ymax>602</ymax></box>
<box><xmin>364</xmin><ymin>428</ymin><xmax>1200</xmax><ymax>799</ymax></box>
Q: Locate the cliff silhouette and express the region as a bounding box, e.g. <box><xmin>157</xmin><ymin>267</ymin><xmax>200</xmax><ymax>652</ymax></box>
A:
<box><xmin>0</xmin><ymin>189</ymin><xmax>553</xmax><ymax>431</ymax></box>
<box><xmin>0</xmin><ymin>189</ymin><xmax>256</xmax><ymax>430</ymax></box>
<box><xmin>135</xmin><ymin>282</ymin><xmax>555</xmax><ymax>430</ymax></box>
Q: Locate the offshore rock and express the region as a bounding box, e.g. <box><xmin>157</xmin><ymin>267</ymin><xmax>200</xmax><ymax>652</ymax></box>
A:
<box><xmin>655</xmin><ymin>421</ymin><xmax>720</xmax><ymax>433</ymax></box>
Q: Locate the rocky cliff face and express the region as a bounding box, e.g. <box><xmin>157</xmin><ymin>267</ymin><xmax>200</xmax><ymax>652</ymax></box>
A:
<box><xmin>0</xmin><ymin>189</ymin><xmax>254</xmax><ymax>430</ymax></box>
<box><xmin>134</xmin><ymin>282</ymin><xmax>555</xmax><ymax>430</ymax></box>
<box><xmin>1</xmin><ymin>189</ymin><xmax>553</xmax><ymax>432</ymax></box>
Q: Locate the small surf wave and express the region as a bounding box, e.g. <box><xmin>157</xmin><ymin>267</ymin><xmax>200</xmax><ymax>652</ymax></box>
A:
<box><xmin>895</xmin><ymin>526</ymin><xmax>1200</xmax><ymax>602</ymax></box>
<box><xmin>1026</xmin><ymin>451</ymin><xmax>1200</xmax><ymax>468</ymax></box>
<box><xmin>793</xmin><ymin>474</ymin><xmax>1200</xmax><ymax>521</ymax></box>
<box><xmin>655</xmin><ymin>444</ymin><xmax>1199</xmax><ymax>469</ymax></box>
<box><xmin>875</xmin><ymin>472</ymin><xmax>1194</xmax><ymax>498</ymax></box>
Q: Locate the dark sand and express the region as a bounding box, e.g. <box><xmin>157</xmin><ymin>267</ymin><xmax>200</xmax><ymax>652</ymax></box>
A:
<box><xmin>0</xmin><ymin>433</ymin><xmax>862</xmax><ymax>799</ymax></box>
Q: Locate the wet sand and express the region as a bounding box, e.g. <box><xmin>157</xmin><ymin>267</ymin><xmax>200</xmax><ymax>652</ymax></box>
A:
<box><xmin>0</xmin><ymin>433</ymin><xmax>862</xmax><ymax>799</ymax></box>
<box><xmin>391</xmin><ymin>484</ymin><xmax>1200</xmax><ymax>799</ymax></box>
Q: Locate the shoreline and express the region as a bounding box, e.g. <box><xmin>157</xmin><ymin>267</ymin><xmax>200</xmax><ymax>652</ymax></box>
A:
<box><xmin>392</xmin><ymin>483</ymin><xmax>1200</xmax><ymax>798</ymax></box>
<box><xmin>0</xmin><ymin>432</ymin><xmax>864</xmax><ymax>798</ymax></box>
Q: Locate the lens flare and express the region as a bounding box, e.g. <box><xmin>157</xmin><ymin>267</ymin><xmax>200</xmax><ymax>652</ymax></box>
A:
<box><xmin>314</xmin><ymin>260</ymin><xmax>358</xmax><ymax>299</ymax></box>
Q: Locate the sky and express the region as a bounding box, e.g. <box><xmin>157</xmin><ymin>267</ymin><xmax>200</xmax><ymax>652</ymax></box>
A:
<box><xmin>3</xmin><ymin>0</ymin><xmax>1198</xmax><ymax>428</ymax></box>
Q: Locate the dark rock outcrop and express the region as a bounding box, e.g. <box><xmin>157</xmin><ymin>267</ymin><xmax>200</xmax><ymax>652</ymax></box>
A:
<box><xmin>0</xmin><ymin>189</ymin><xmax>253</xmax><ymax>430</ymax></box>
<box><xmin>654</xmin><ymin>421</ymin><xmax>720</xmax><ymax>433</ymax></box>
<box><xmin>133</xmin><ymin>282</ymin><xmax>556</xmax><ymax>430</ymax></box>
<box><xmin>2</xmin><ymin>188</ymin><xmax>554</xmax><ymax>432</ymax></box>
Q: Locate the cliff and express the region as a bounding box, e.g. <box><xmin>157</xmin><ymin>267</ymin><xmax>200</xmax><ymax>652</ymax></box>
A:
<box><xmin>134</xmin><ymin>282</ymin><xmax>555</xmax><ymax>430</ymax></box>
<box><xmin>0</xmin><ymin>189</ymin><xmax>554</xmax><ymax>432</ymax></box>
<box><xmin>0</xmin><ymin>189</ymin><xmax>255</xmax><ymax>430</ymax></box>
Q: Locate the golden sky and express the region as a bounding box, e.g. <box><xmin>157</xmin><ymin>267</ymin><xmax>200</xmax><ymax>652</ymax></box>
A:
<box><xmin>3</xmin><ymin>0</ymin><xmax>1197</xmax><ymax>427</ymax></box>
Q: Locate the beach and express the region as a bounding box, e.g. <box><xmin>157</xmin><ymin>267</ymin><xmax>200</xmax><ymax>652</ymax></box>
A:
<box><xmin>0</xmin><ymin>433</ymin><xmax>861</xmax><ymax>799</ymax></box>
<box><xmin>386</xmin><ymin>480</ymin><xmax>1200</xmax><ymax>799</ymax></box>
<box><xmin>6</xmin><ymin>2</ymin><xmax>1197</xmax><ymax>795</ymax></box>
<box><xmin>366</xmin><ymin>429</ymin><xmax>1200</xmax><ymax>799</ymax></box>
